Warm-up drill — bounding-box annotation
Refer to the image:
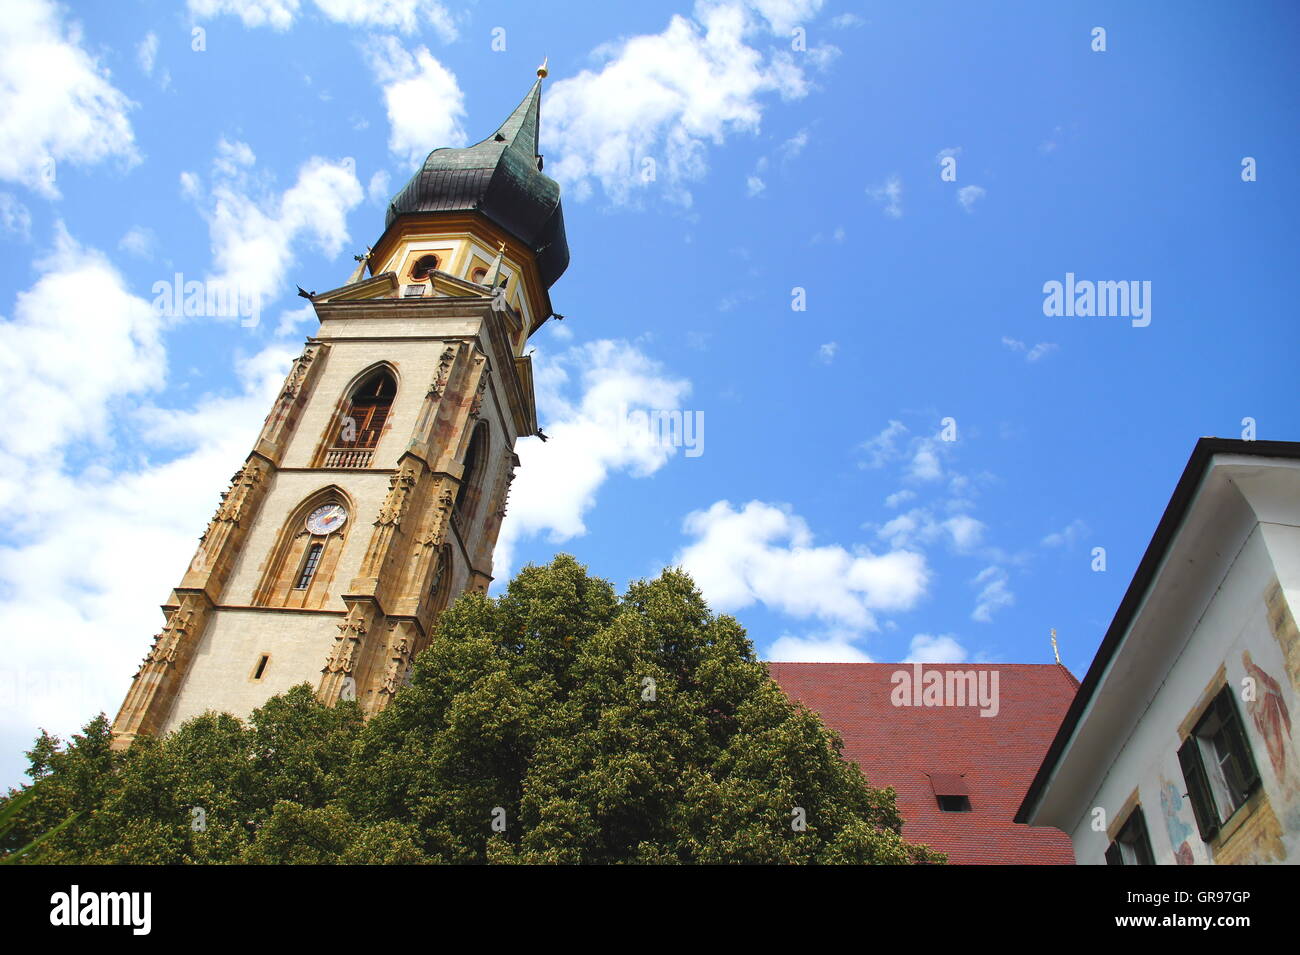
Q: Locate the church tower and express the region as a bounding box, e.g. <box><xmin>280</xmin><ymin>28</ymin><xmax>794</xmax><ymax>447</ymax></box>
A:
<box><xmin>111</xmin><ymin>68</ymin><xmax>568</xmax><ymax>749</ymax></box>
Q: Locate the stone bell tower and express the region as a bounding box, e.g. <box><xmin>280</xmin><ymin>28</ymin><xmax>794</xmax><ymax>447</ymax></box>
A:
<box><xmin>111</xmin><ymin>67</ymin><xmax>568</xmax><ymax>748</ymax></box>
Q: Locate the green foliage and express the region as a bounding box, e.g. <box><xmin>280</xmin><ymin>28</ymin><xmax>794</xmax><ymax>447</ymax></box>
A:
<box><xmin>2</xmin><ymin>556</ymin><xmax>944</xmax><ymax>865</ymax></box>
<box><xmin>0</xmin><ymin>786</ymin><xmax>80</xmax><ymax>864</ymax></box>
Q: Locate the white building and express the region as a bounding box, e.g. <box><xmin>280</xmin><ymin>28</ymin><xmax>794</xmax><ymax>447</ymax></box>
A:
<box><xmin>1017</xmin><ymin>438</ymin><xmax>1300</xmax><ymax>865</ymax></box>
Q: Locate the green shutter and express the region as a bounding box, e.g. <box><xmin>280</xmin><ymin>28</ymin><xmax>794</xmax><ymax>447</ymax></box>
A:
<box><xmin>1178</xmin><ymin>736</ymin><xmax>1219</xmax><ymax>841</ymax></box>
<box><xmin>1214</xmin><ymin>689</ymin><xmax>1261</xmax><ymax>801</ymax></box>
<box><xmin>1129</xmin><ymin>808</ymin><xmax>1155</xmax><ymax>864</ymax></box>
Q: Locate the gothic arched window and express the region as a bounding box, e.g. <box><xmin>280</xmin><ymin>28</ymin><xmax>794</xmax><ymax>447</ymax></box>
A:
<box><xmin>345</xmin><ymin>370</ymin><xmax>395</xmax><ymax>449</ymax></box>
<box><xmin>254</xmin><ymin>491</ymin><xmax>352</xmax><ymax>610</ymax></box>
<box><xmin>322</xmin><ymin>368</ymin><xmax>396</xmax><ymax>468</ymax></box>
<box><xmin>455</xmin><ymin>421</ymin><xmax>489</xmax><ymax>522</ymax></box>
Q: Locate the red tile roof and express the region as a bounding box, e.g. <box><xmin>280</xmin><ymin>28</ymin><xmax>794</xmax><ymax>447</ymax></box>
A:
<box><xmin>767</xmin><ymin>662</ymin><xmax>1078</xmax><ymax>865</ymax></box>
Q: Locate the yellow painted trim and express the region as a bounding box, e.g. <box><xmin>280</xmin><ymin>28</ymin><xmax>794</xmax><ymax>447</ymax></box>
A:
<box><xmin>370</xmin><ymin>212</ymin><xmax>551</xmax><ymax>330</ymax></box>
<box><xmin>1106</xmin><ymin>788</ymin><xmax>1143</xmax><ymax>842</ymax></box>
<box><xmin>1177</xmin><ymin>664</ymin><xmax>1229</xmax><ymax>741</ymax></box>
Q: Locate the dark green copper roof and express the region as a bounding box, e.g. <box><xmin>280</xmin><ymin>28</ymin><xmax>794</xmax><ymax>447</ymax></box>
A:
<box><xmin>385</xmin><ymin>79</ymin><xmax>569</xmax><ymax>289</ymax></box>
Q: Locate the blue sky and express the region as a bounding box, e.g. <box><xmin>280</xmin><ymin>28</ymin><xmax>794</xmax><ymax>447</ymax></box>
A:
<box><xmin>0</xmin><ymin>0</ymin><xmax>1297</xmax><ymax>789</ymax></box>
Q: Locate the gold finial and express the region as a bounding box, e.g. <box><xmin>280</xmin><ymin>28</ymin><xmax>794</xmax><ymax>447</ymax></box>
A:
<box><xmin>536</xmin><ymin>57</ymin><xmax>549</xmax><ymax>79</ymax></box>
<box><xmin>1050</xmin><ymin>628</ymin><xmax>1061</xmax><ymax>665</ymax></box>
<box><xmin>498</xmin><ymin>241</ymin><xmax>506</xmax><ymax>253</ymax></box>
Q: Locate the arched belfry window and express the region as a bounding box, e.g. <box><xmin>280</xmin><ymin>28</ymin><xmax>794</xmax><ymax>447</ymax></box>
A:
<box><xmin>254</xmin><ymin>491</ymin><xmax>352</xmax><ymax>610</ymax></box>
<box><xmin>411</xmin><ymin>254</ymin><xmax>440</xmax><ymax>280</ymax></box>
<box><xmin>322</xmin><ymin>368</ymin><xmax>396</xmax><ymax>468</ymax></box>
<box><xmin>454</xmin><ymin>421</ymin><xmax>489</xmax><ymax>523</ymax></box>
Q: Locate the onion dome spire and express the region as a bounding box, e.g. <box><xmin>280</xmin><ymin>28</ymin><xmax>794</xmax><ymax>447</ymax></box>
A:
<box><xmin>385</xmin><ymin>68</ymin><xmax>569</xmax><ymax>288</ymax></box>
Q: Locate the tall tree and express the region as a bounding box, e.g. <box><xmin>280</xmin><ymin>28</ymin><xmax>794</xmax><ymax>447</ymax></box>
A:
<box><xmin>1</xmin><ymin>556</ymin><xmax>943</xmax><ymax>865</ymax></box>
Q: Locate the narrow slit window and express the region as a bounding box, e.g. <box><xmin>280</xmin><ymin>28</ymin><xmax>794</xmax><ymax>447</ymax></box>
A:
<box><xmin>296</xmin><ymin>542</ymin><xmax>324</xmax><ymax>590</ymax></box>
<box><xmin>252</xmin><ymin>654</ymin><xmax>269</xmax><ymax>680</ymax></box>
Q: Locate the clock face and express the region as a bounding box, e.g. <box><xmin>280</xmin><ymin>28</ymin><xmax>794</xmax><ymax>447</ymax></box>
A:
<box><xmin>305</xmin><ymin>504</ymin><xmax>348</xmax><ymax>536</ymax></box>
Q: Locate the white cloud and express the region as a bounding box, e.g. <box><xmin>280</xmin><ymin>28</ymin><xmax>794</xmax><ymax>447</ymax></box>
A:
<box><xmin>179</xmin><ymin>170</ymin><xmax>201</xmax><ymax>200</ymax></box>
<box><xmin>0</xmin><ymin>233</ymin><xmax>298</xmax><ymax>783</ymax></box>
<box><xmin>909</xmin><ymin>440</ymin><xmax>943</xmax><ymax>481</ymax></box>
<box><xmin>809</xmin><ymin>224</ymin><xmax>845</xmax><ymax>244</ymax></box>
<box><xmin>188</xmin><ymin>0</ymin><xmax>456</xmax><ymax>37</ymax></box>
<box><xmin>867</xmin><ymin>174</ymin><xmax>902</xmax><ymax>218</ymax></box>
<box><xmin>830</xmin><ymin>12</ymin><xmax>865</xmax><ymax>29</ymax></box>
<box><xmin>367</xmin><ymin>168</ymin><xmax>391</xmax><ymax>205</ymax></box>
<box><xmin>0</xmin><ymin>0</ymin><xmax>138</xmax><ymax>197</ymax></box>
<box><xmin>746</xmin><ymin>174</ymin><xmax>766</xmax><ymax>196</ymax></box>
<box><xmin>945</xmin><ymin>514</ymin><xmax>985</xmax><ymax>551</ymax></box>
<box><xmin>493</xmin><ymin>340</ymin><xmax>692</xmax><ymax>581</ymax></box>
<box><xmin>188</xmin><ymin>0</ymin><xmax>298</xmax><ymax>29</ymax></box>
<box><xmin>184</xmin><ymin>139</ymin><xmax>364</xmax><ymax>313</ymax></box>
<box><xmin>137</xmin><ymin>31</ymin><xmax>158</xmax><ymax>75</ymax></box>
<box><xmin>211</xmin><ymin>137</ymin><xmax>255</xmax><ymax>178</ymax></box>
<box><xmin>0</xmin><ymin>334</ymin><xmax>296</xmax><ymax>788</ymax></box>
<box><xmin>1042</xmin><ymin>518</ymin><xmax>1088</xmax><ymax>549</ymax></box>
<box><xmin>957</xmin><ymin>184</ymin><xmax>986</xmax><ymax>212</ymax></box>
<box><xmin>904</xmin><ymin>633</ymin><xmax>968</xmax><ymax>664</ymax></box>
<box><xmin>0</xmin><ymin>225</ymin><xmax>165</xmax><ymax>473</ymax></box>
<box><xmin>1001</xmin><ymin>336</ymin><xmax>1058</xmax><ymax>362</ymax></box>
<box><xmin>935</xmin><ymin>146</ymin><xmax>962</xmax><ymax>163</ymax></box>
<box><xmin>0</xmin><ymin>193</ymin><xmax>32</xmax><ymax>240</ymax></box>
<box><xmin>874</xmin><ymin>507</ymin><xmax>984</xmax><ymax>553</ymax></box>
<box><xmin>817</xmin><ymin>341</ymin><xmax>837</xmax><ymax>364</ymax></box>
<box><xmin>884</xmin><ymin>488</ymin><xmax>915</xmax><ymax>509</ymax></box>
<box><xmin>545</xmin><ymin>0</ymin><xmax>818</xmax><ymax>206</ymax></box>
<box><xmin>748</xmin><ymin>0</ymin><xmax>825</xmax><ymax>36</ymax></box>
<box><xmin>273</xmin><ymin>301</ymin><xmax>315</xmax><ymax>338</ymax></box>
<box><xmin>313</xmin><ymin>0</ymin><xmax>456</xmax><ymax>39</ymax></box>
<box><xmin>118</xmin><ymin>226</ymin><xmax>155</xmax><ymax>258</ymax></box>
<box><xmin>677</xmin><ymin>500</ymin><xmax>929</xmax><ymax>629</ymax></box>
<box><xmin>767</xmin><ymin>629</ymin><xmax>872</xmax><ymax>662</ymax></box>
<box><xmin>362</xmin><ymin>35</ymin><xmax>466</xmax><ymax>169</ymax></box>
<box><xmin>971</xmin><ymin>565</ymin><xmax>1014</xmax><ymax>622</ymax></box>
<box><xmin>859</xmin><ymin>419</ymin><xmax>907</xmax><ymax>469</ymax></box>
<box><xmin>780</xmin><ymin>128</ymin><xmax>809</xmax><ymax>160</ymax></box>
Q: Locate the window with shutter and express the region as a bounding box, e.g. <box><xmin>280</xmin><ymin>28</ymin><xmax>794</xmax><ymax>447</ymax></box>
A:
<box><xmin>1105</xmin><ymin>805</ymin><xmax>1156</xmax><ymax>865</ymax></box>
<box><xmin>1210</xmin><ymin>689</ymin><xmax>1261</xmax><ymax>806</ymax></box>
<box><xmin>1179</xmin><ymin>685</ymin><xmax>1262</xmax><ymax>841</ymax></box>
<box><xmin>1178</xmin><ymin>735</ymin><xmax>1219</xmax><ymax>840</ymax></box>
